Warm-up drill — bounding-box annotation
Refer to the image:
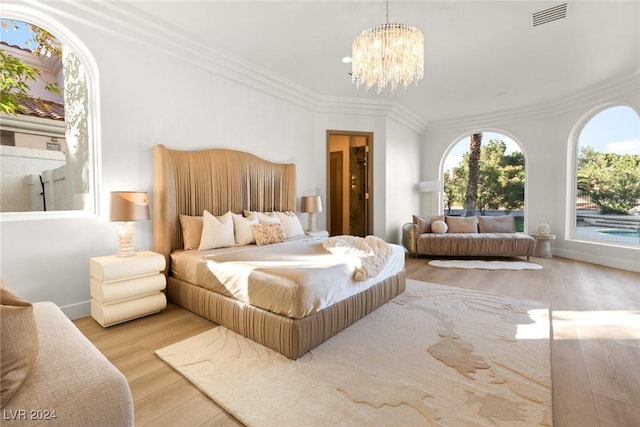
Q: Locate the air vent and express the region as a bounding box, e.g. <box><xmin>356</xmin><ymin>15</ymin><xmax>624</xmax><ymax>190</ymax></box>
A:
<box><xmin>532</xmin><ymin>3</ymin><xmax>568</xmax><ymax>27</ymax></box>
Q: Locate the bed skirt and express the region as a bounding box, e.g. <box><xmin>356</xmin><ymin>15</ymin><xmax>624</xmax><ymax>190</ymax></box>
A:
<box><xmin>166</xmin><ymin>269</ymin><xmax>406</xmax><ymax>359</ymax></box>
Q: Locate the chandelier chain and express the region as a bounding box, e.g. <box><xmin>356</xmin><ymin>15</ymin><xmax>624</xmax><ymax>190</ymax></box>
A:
<box><xmin>386</xmin><ymin>0</ymin><xmax>389</xmax><ymax>24</ymax></box>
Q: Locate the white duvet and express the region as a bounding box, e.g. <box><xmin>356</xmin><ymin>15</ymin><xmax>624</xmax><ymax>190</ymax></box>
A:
<box><xmin>170</xmin><ymin>236</ymin><xmax>404</xmax><ymax>319</ymax></box>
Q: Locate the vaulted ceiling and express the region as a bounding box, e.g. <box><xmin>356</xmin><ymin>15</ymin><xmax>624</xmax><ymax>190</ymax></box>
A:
<box><xmin>129</xmin><ymin>1</ymin><xmax>640</xmax><ymax>129</ymax></box>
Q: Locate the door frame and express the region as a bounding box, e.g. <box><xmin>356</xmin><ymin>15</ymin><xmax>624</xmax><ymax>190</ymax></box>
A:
<box><xmin>326</xmin><ymin>130</ymin><xmax>374</xmax><ymax>236</ymax></box>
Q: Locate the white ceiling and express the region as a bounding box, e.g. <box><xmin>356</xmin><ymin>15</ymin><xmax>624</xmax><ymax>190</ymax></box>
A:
<box><xmin>129</xmin><ymin>1</ymin><xmax>640</xmax><ymax>128</ymax></box>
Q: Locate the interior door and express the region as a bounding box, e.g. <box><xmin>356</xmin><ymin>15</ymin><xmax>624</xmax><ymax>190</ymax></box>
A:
<box><xmin>349</xmin><ymin>145</ymin><xmax>367</xmax><ymax>237</ymax></box>
<box><xmin>329</xmin><ymin>151</ymin><xmax>343</xmax><ymax>236</ymax></box>
<box><xmin>327</xmin><ymin>131</ymin><xmax>373</xmax><ymax>237</ymax></box>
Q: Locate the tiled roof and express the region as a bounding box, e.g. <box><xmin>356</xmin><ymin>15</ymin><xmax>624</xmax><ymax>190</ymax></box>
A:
<box><xmin>0</xmin><ymin>41</ymin><xmax>33</xmax><ymax>53</ymax></box>
<box><xmin>1</xmin><ymin>42</ymin><xmax>64</xmax><ymax>121</ymax></box>
<box><xmin>16</xmin><ymin>97</ymin><xmax>65</xmax><ymax>121</ymax></box>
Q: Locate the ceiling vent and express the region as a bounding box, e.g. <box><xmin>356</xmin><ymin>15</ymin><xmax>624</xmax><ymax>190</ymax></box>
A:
<box><xmin>532</xmin><ymin>3</ymin><xmax>568</xmax><ymax>27</ymax></box>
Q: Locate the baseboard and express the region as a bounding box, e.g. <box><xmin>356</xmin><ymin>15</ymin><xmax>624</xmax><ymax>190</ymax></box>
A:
<box><xmin>554</xmin><ymin>248</ymin><xmax>640</xmax><ymax>273</ymax></box>
<box><xmin>61</xmin><ymin>300</ymin><xmax>91</xmax><ymax>320</ymax></box>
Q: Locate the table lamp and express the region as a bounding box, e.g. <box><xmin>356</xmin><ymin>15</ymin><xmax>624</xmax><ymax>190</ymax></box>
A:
<box><xmin>301</xmin><ymin>195</ymin><xmax>323</xmax><ymax>232</ymax></box>
<box><xmin>109</xmin><ymin>191</ymin><xmax>150</xmax><ymax>257</ymax></box>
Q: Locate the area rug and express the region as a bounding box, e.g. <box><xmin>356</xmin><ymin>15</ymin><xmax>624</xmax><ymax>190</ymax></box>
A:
<box><xmin>156</xmin><ymin>280</ymin><xmax>552</xmax><ymax>426</ymax></box>
<box><xmin>429</xmin><ymin>259</ymin><xmax>543</xmax><ymax>270</ymax></box>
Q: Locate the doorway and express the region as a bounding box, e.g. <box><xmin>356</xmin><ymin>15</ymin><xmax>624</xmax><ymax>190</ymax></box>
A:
<box><xmin>326</xmin><ymin>130</ymin><xmax>373</xmax><ymax>237</ymax></box>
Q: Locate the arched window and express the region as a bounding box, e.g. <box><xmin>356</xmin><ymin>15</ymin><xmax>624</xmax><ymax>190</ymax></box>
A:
<box><xmin>573</xmin><ymin>106</ymin><xmax>640</xmax><ymax>246</ymax></box>
<box><xmin>0</xmin><ymin>12</ymin><xmax>100</xmax><ymax>217</ymax></box>
<box><xmin>442</xmin><ymin>131</ymin><xmax>526</xmax><ymax>231</ymax></box>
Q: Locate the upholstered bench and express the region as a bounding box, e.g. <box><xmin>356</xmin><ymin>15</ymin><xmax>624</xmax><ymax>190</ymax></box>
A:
<box><xmin>1</xmin><ymin>285</ymin><xmax>133</xmax><ymax>426</ymax></box>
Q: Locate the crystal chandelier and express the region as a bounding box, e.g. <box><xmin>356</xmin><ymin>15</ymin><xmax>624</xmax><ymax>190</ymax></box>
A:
<box><xmin>352</xmin><ymin>1</ymin><xmax>424</xmax><ymax>93</ymax></box>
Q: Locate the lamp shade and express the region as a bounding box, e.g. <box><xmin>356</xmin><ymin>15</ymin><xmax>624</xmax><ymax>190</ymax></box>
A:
<box><xmin>110</xmin><ymin>191</ymin><xmax>150</xmax><ymax>222</ymax></box>
<box><xmin>301</xmin><ymin>195</ymin><xmax>323</xmax><ymax>213</ymax></box>
<box><xmin>418</xmin><ymin>181</ymin><xmax>441</xmax><ymax>193</ymax></box>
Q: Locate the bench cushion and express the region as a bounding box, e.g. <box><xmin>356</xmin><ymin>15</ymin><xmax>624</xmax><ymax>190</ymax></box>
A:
<box><xmin>416</xmin><ymin>232</ymin><xmax>535</xmax><ymax>257</ymax></box>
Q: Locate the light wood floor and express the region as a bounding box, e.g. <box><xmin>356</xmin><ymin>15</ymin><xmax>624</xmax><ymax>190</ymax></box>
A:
<box><xmin>74</xmin><ymin>255</ymin><xmax>640</xmax><ymax>426</ymax></box>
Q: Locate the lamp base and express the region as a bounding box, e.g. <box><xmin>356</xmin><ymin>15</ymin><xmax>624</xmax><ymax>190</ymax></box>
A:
<box><xmin>116</xmin><ymin>250</ymin><xmax>136</xmax><ymax>258</ymax></box>
<box><xmin>116</xmin><ymin>222</ymin><xmax>137</xmax><ymax>257</ymax></box>
<box><xmin>307</xmin><ymin>212</ymin><xmax>317</xmax><ymax>232</ymax></box>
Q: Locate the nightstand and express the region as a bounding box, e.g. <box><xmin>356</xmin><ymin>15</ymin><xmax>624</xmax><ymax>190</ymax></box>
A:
<box><xmin>90</xmin><ymin>251</ymin><xmax>167</xmax><ymax>327</ymax></box>
<box><xmin>305</xmin><ymin>230</ymin><xmax>329</xmax><ymax>237</ymax></box>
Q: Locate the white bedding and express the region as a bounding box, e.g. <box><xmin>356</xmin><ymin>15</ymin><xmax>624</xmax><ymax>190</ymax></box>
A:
<box><xmin>170</xmin><ymin>236</ymin><xmax>405</xmax><ymax>318</ymax></box>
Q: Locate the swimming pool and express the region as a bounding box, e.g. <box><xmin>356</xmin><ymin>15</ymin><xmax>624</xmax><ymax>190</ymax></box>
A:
<box><xmin>598</xmin><ymin>229</ymin><xmax>640</xmax><ymax>238</ymax></box>
<box><xmin>596</xmin><ymin>228</ymin><xmax>640</xmax><ymax>245</ymax></box>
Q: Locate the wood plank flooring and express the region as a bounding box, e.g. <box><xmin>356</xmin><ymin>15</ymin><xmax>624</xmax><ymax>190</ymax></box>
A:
<box><xmin>74</xmin><ymin>255</ymin><xmax>640</xmax><ymax>426</ymax></box>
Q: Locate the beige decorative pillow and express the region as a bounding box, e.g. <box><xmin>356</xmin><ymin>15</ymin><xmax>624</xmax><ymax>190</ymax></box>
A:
<box><xmin>413</xmin><ymin>215</ymin><xmax>445</xmax><ymax>234</ymax></box>
<box><xmin>277</xmin><ymin>211</ymin><xmax>305</xmax><ymax>238</ymax></box>
<box><xmin>478</xmin><ymin>215</ymin><xmax>515</xmax><ymax>233</ymax></box>
<box><xmin>445</xmin><ymin>216</ymin><xmax>478</xmax><ymax>233</ymax></box>
<box><xmin>252</xmin><ymin>223</ymin><xmax>287</xmax><ymax>246</ymax></box>
<box><xmin>0</xmin><ymin>284</ymin><xmax>39</xmax><ymax>408</ymax></box>
<box><xmin>179</xmin><ymin>215</ymin><xmax>203</xmax><ymax>250</ymax></box>
<box><xmin>198</xmin><ymin>211</ymin><xmax>236</xmax><ymax>250</ymax></box>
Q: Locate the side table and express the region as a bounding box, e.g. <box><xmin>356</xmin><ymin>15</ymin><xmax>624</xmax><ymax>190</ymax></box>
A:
<box><xmin>532</xmin><ymin>234</ymin><xmax>556</xmax><ymax>258</ymax></box>
<box><xmin>90</xmin><ymin>251</ymin><xmax>167</xmax><ymax>327</ymax></box>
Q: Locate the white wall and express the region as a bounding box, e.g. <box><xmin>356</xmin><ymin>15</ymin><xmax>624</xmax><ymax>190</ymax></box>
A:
<box><xmin>421</xmin><ymin>82</ymin><xmax>640</xmax><ymax>272</ymax></box>
<box><xmin>0</xmin><ymin>2</ymin><xmax>422</xmax><ymax>319</ymax></box>
<box><xmin>385</xmin><ymin>117</ymin><xmax>422</xmax><ymax>243</ymax></box>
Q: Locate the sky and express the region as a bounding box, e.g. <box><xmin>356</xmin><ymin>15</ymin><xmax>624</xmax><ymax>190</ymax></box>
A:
<box><xmin>1</xmin><ymin>19</ymin><xmax>34</xmax><ymax>48</ymax></box>
<box><xmin>4</xmin><ymin>18</ymin><xmax>639</xmax><ymax>168</ymax></box>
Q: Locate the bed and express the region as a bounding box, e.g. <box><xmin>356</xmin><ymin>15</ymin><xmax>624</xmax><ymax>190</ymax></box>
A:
<box><xmin>152</xmin><ymin>145</ymin><xmax>406</xmax><ymax>359</ymax></box>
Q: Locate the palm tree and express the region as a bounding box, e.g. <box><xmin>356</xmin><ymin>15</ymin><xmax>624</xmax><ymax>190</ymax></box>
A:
<box><xmin>463</xmin><ymin>133</ymin><xmax>482</xmax><ymax>216</ymax></box>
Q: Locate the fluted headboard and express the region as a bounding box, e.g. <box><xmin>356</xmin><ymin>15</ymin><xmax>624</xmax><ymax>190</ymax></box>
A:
<box><xmin>152</xmin><ymin>144</ymin><xmax>296</xmax><ymax>270</ymax></box>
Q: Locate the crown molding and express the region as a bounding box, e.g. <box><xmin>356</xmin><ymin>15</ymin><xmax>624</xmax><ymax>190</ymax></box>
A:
<box><xmin>388</xmin><ymin>104</ymin><xmax>429</xmax><ymax>134</ymax></box>
<box><xmin>30</xmin><ymin>2</ymin><xmax>428</xmax><ymax>134</ymax></box>
<box><xmin>20</xmin><ymin>1</ymin><xmax>635</xmax><ymax>139</ymax></box>
<box><xmin>315</xmin><ymin>96</ymin><xmax>427</xmax><ymax>133</ymax></box>
<box><xmin>425</xmin><ymin>72</ymin><xmax>640</xmax><ymax>133</ymax></box>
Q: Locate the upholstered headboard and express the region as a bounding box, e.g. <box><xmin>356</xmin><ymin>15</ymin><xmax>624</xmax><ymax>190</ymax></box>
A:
<box><xmin>152</xmin><ymin>144</ymin><xmax>296</xmax><ymax>270</ymax></box>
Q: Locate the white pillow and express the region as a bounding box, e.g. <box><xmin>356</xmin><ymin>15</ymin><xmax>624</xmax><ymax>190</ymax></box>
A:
<box><xmin>431</xmin><ymin>220</ymin><xmax>448</xmax><ymax>234</ymax></box>
<box><xmin>276</xmin><ymin>211</ymin><xmax>305</xmax><ymax>238</ymax></box>
<box><xmin>243</xmin><ymin>210</ymin><xmax>281</xmax><ymax>224</ymax></box>
<box><xmin>257</xmin><ymin>211</ymin><xmax>280</xmax><ymax>224</ymax></box>
<box><xmin>243</xmin><ymin>210</ymin><xmax>258</xmax><ymax>221</ymax></box>
<box><xmin>232</xmin><ymin>212</ymin><xmax>258</xmax><ymax>245</ymax></box>
<box><xmin>198</xmin><ymin>210</ymin><xmax>235</xmax><ymax>250</ymax></box>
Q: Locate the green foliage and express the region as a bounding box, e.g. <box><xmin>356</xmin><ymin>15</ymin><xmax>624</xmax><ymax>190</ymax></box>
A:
<box><xmin>577</xmin><ymin>145</ymin><xmax>640</xmax><ymax>214</ymax></box>
<box><xmin>444</xmin><ymin>139</ymin><xmax>525</xmax><ymax>214</ymax></box>
<box><xmin>28</xmin><ymin>23</ymin><xmax>62</xmax><ymax>58</ymax></box>
<box><xmin>0</xmin><ymin>20</ymin><xmax>61</xmax><ymax>116</ymax></box>
<box><xmin>0</xmin><ymin>50</ymin><xmax>37</xmax><ymax>114</ymax></box>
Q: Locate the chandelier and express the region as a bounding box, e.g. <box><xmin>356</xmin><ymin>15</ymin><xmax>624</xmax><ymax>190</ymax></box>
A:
<box><xmin>351</xmin><ymin>1</ymin><xmax>424</xmax><ymax>93</ymax></box>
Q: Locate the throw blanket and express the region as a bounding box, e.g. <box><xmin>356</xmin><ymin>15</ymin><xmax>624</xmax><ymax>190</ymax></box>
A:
<box><xmin>322</xmin><ymin>235</ymin><xmax>392</xmax><ymax>281</ymax></box>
